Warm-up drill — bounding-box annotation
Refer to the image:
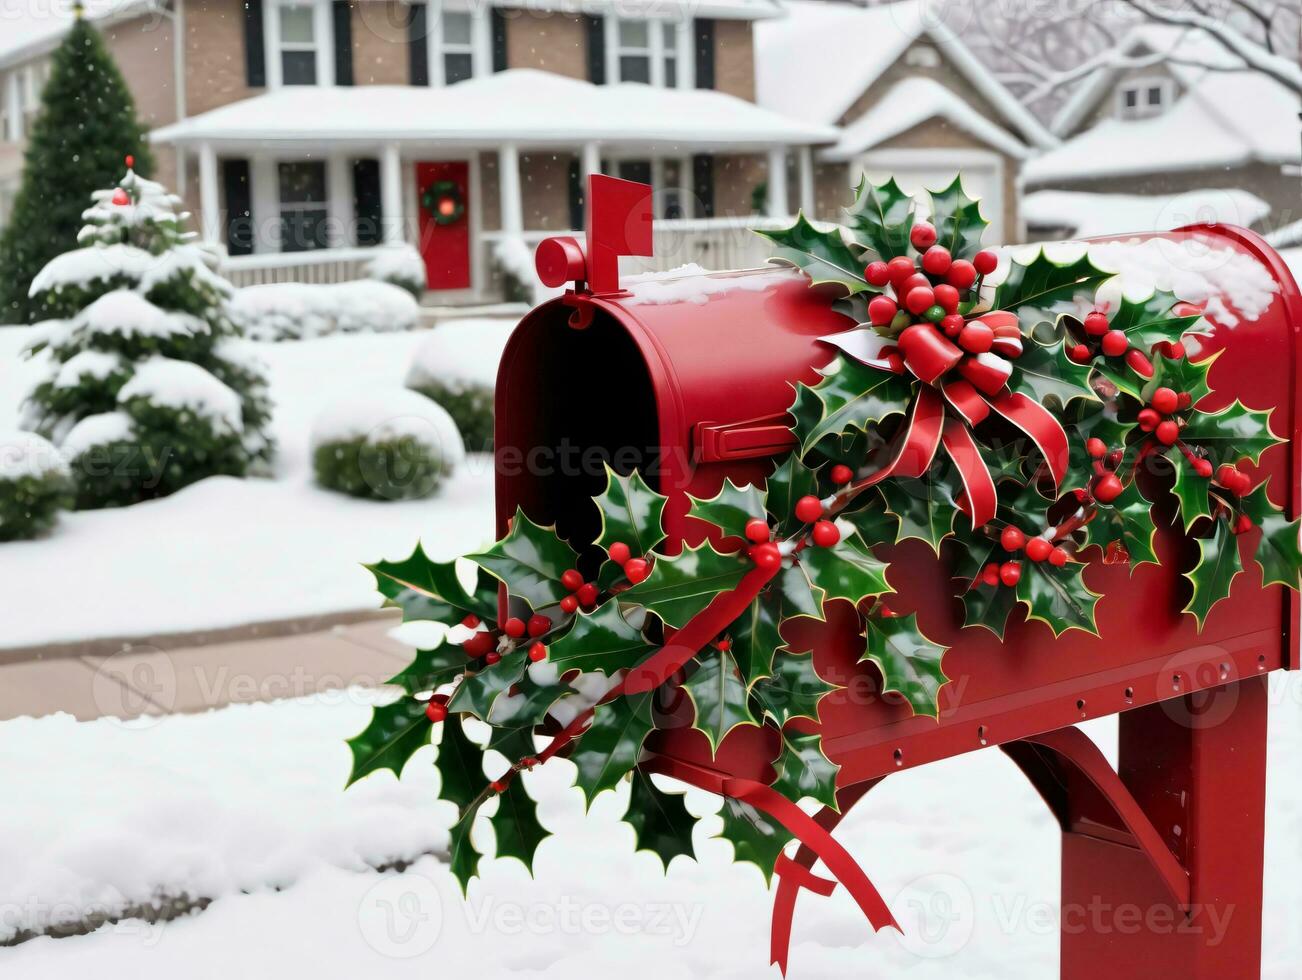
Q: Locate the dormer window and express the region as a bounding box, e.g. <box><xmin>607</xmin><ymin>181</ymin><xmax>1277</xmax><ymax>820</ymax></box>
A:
<box><xmin>607</xmin><ymin>18</ymin><xmax>689</xmax><ymax>88</ymax></box>
<box><xmin>1117</xmin><ymin>77</ymin><xmax>1174</xmax><ymax>119</ymax></box>
<box><xmin>440</xmin><ymin>11</ymin><xmax>475</xmax><ymax>85</ymax></box>
<box><xmin>265</xmin><ymin>0</ymin><xmax>334</xmax><ymax>88</ymax></box>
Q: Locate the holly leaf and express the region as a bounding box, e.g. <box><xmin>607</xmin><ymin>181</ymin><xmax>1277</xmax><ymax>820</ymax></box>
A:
<box><xmin>487</xmin><ymin>670</ymin><xmax>572</xmax><ymax>730</ymax></box>
<box><xmin>841</xmin><ymin>493</ymin><xmax>900</xmax><ymax>543</ymax></box>
<box><xmin>1183</xmin><ymin>518</ymin><xmax>1244</xmax><ymax>629</ymax></box>
<box><xmin>594</xmin><ymin>465</ymin><xmax>668</xmax><ymax>557</ymax></box>
<box><xmin>547</xmin><ymin>603</ymin><xmax>655</xmax><ymax>675</ymax></box>
<box><xmin>1170</xmin><ymin>452</ymin><xmax>1213</xmax><ymax>532</ymax></box>
<box><xmin>623</xmin><ymin>771</ymin><xmax>697</xmax><ymax>871</ymax></box>
<box><xmin>448</xmin><ymin>805</ymin><xmax>484</xmax><ymax>895</ymax></box>
<box><xmin>732</xmin><ymin>588</ymin><xmax>787</xmax><ymax>686</ymax></box>
<box><xmin>861</xmin><ymin>613</ymin><xmax>947</xmax><ymax>718</ymax></box>
<box><xmin>993</xmin><ymin>249</ymin><xmax>1110</xmax><ymax>324</ymax></box>
<box><xmin>448</xmin><ymin>651</ymin><xmax>527</xmax><ymax>719</ymax></box>
<box><xmin>928</xmin><ymin>175</ymin><xmax>989</xmax><ymax>257</ymax></box>
<box><xmin>1108</xmin><ymin>291</ymin><xmax>1202</xmax><ymax>351</ymax></box>
<box><xmin>751</xmin><ymin>649</ymin><xmax>835</xmax><ymax>726</ymax></box>
<box><xmin>1240</xmin><ymin>483</ymin><xmax>1302</xmax><ymax>590</ymax></box>
<box><xmin>1091</xmin><ymin>481</ymin><xmax>1161</xmax><ymax>568</ymax></box>
<box><xmin>569</xmin><ymin>690</ymin><xmax>656</xmax><ymax>808</ymax></box>
<box><xmin>788</xmin><ymin>358</ymin><xmax>911</xmax><ymax>457</ymax></box>
<box><xmin>345</xmin><ymin>696</ymin><xmax>433</xmax><ymax>786</ymax></box>
<box><xmin>687</xmin><ymin>479</ymin><xmax>767</xmax><ymax>538</ymax></box>
<box><xmin>490</xmin><ymin>778</ymin><xmax>548</xmax><ymax>875</ymax></box>
<box><xmin>683</xmin><ymin>649</ymin><xmax>760</xmax><ymax>754</ymax></box>
<box><xmin>434</xmin><ymin>715</ymin><xmax>487</xmax><ymax>812</ymax></box>
<box><xmin>771</xmin><ymin>734</ymin><xmax>840</xmax><ymax>811</ymax></box>
<box><xmin>799</xmin><ymin>531</ymin><xmax>890</xmax><ymax>608</ymax></box>
<box><xmin>1015</xmin><ymin>561</ymin><xmax>1101</xmax><ymax>637</ymax></box>
<box><xmin>844</xmin><ymin>174</ymin><xmax>916</xmax><ymax>261</ymax></box>
<box><xmin>1012</xmin><ymin>336</ymin><xmax>1098</xmax><ymax>409</ymax></box>
<box><xmin>367</xmin><ymin>546</ymin><xmax>498</xmax><ymax>625</ymax></box>
<box><xmin>620</xmin><ymin>542</ymin><xmax>750</xmax><ymax>628</ymax></box>
<box><xmin>469</xmin><ymin>508</ymin><xmax>578</xmax><ymax>609</ymax></box>
<box><xmin>716</xmin><ymin>797</ymin><xmax>793</xmax><ymax>884</ymax></box>
<box><xmin>385</xmin><ymin>645</ymin><xmax>469</xmax><ymax>694</ymax></box>
<box><xmin>1178</xmin><ymin>401</ymin><xmax>1282</xmax><ymax>467</ymax></box>
<box><xmin>766</xmin><ymin>454</ymin><xmax>819</xmax><ymax>538</ymax></box>
<box><xmin>879</xmin><ymin>477</ymin><xmax>958</xmax><ymax>553</ymax></box>
<box><xmin>1150</xmin><ymin>353</ymin><xmax>1212</xmax><ymax>408</ymax></box>
<box><xmin>962</xmin><ymin>580</ymin><xmax>1019</xmax><ymax>641</ymax></box>
<box><xmin>758</xmin><ymin>214</ymin><xmax>872</xmax><ymax>296</ymax></box>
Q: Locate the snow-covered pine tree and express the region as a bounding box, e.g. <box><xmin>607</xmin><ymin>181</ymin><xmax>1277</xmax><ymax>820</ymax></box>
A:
<box><xmin>20</xmin><ymin>162</ymin><xmax>274</xmax><ymax>508</ymax></box>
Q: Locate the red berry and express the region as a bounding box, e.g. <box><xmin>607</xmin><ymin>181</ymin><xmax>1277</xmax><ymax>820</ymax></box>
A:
<box><xmin>491</xmin><ymin>779</ymin><xmax>507</xmax><ymax>793</ymax></box>
<box><xmin>461</xmin><ymin>614</ymin><xmax>480</xmax><ymax>628</ymax></box>
<box><xmin>1235</xmin><ymin>514</ymin><xmax>1254</xmax><ymax>534</ymax></box>
<box><xmin>462</xmin><ymin>630</ymin><xmax>495</xmax><ymax>657</ymax></box>
<box><xmin>1177</xmin><ymin>391</ymin><xmax>1193</xmax><ymax>410</ymax></box>
<box><xmin>425</xmin><ymin>700</ymin><xmax>448</xmax><ymax>723</ymax></box>
<box><xmin>1067</xmin><ymin>343</ymin><xmax>1091</xmax><ymax>363</ymax></box>
<box><xmin>560</xmin><ymin>594</ymin><xmax>579</xmax><ymax>614</ymax></box>
<box><xmin>1167</xmin><ymin>342</ymin><xmax>1186</xmax><ymax>360</ymax></box>
<box><xmin>1026</xmin><ymin>537</ymin><xmax>1053</xmax><ymax>562</ymax></box>
<box><xmin>812</xmin><ymin>520</ymin><xmax>840</xmax><ymax>548</ymax></box>
<box><xmin>577</xmin><ymin>582</ymin><xmax>599</xmax><ymax>607</ymax></box>
<box><xmin>910</xmin><ymin>222</ymin><xmax>937</xmax><ymax>249</ymax></box>
<box><xmin>1193</xmin><ymin>458</ymin><xmax>1213</xmax><ymax>478</ymax></box>
<box><xmin>940</xmin><ymin>313</ymin><xmax>965</xmax><ymax>337</ymax></box>
<box><xmin>1049</xmin><ymin>547</ymin><xmax>1069</xmax><ymax>567</ymax></box>
<box><xmin>1216</xmin><ymin>464</ymin><xmax>1239</xmax><ymax>488</ymax></box>
<box><xmin>922</xmin><ymin>246</ymin><xmax>952</xmax><ymax>276</ymax></box>
<box><xmin>1137</xmin><ymin>408</ymin><xmax>1160</xmax><ymax>432</ymax></box>
<box><xmin>1083</xmin><ymin>311</ymin><xmax>1110</xmax><ymax>336</ymax></box>
<box><xmin>902</xmin><ymin>273</ymin><xmax>931</xmax><ymax>293</ymax></box>
<box><xmin>794</xmin><ymin>495</ymin><xmax>824</xmax><ymax>523</ymax></box>
<box><xmin>1155</xmin><ymin>420</ymin><xmax>1179</xmax><ymax>446</ymax></box>
<box><xmin>750</xmin><ymin>542</ymin><xmax>782</xmax><ymax>569</ymax></box>
<box><xmin>1086</xmin><ymin>438</ymin><xmax>1107</xmax><ymax>459</ymax></box>
<box><xmin>830</xmin><ymin>463</ymin><xmax>854</xmax><ymax>485</ymax></box>
<box><xmin>933</xmin><ymin>283</ymin><xmax>960</xmax><ymax>313</ymax></box>
<box><xmin>1093</xmin><ymin>473</ymin><xmax>1124</xmax><ymax>504</ymax></box>
<box><xmin>981</xmin><ymin>563</ymin><xmax>1001</xmax><ymax>587</ymax></box>
<box><xmin>528</xmin><ymin>641</ymin><xmax>547</xmax><ymax>662</ymax></box>
<box><xmin>624</xmin><ymin>558</ymin><xmax>651</xmax><ymax>584</ymax></box>
<box><xmin>504</xmin><ymin>617</ymin><xmax>526</xmax><ymax>638</ymax></box>
<box><xmin>1234</xmin><ymin>471</ymin><xmax>1253</xmax><ymax>496</ymax></box>
<box><xmin>1000</xmin><ymin>526</ymin><xmax>1026</xmax><ymax>552</ymax></box>
<box><xmin>1101</xmin><ymin>330</ymin><xmax>1129</xmax><ymax>357</ymax></box>
<box><xmin>973</xmin><ymin>250</ymin><xmax>998</xmax><ymax>275</ymax></box>
<box><xmin>864</xmin><ymin>260</ymin><xmax>890</xmax><ymax>286</ymax></box>
<box><xmin>958</xmin><ymin>322</ymin><xmax>993</xmax><ymax>354</ymax></box>
<box><xmin>608</xmin><ymin>542</ymin><xmax>631</xmax><ymax>565</ymax></box>
<box><xmin>999</xmin><ymin>561</ymin><xmax>1022</xmax><ymax>587</ymax></box>
<box><xmin>1150</xmin><ymin>387</ymin><xmax>1179</xmax><ymax>415</ymax></box>
<box><xmin>946</xmin><ymin>260</ymin><xmax>977</xmax><ymax>290</ymax></box>
<box><xmin>905</xmin><ymin>285</ymin><xmax>936</xmax><ymax>315</ymax></box>
<box><xmin>744</xmin><ymin>518</ymin><xmax>770</xmax><ymax>543</ymax></box>
<box><xmin>868</xmin><ymin>295</ymin><xmax>898</xmax><ymax>326</ymax></box>
<box><xmin>561</xmin><ymin>568</ymin><xmax>583</xmax><ymax>591</ymax></box>
<box><xmin>484</xmin><ymin>650</ymin><xmax>501</xmax><ymax>665</ymax></box>
<box><xmin>1126</xmin><ymin>348</ymin><xmax>1154</xmax><ymax>378</ymax></box>
<box><xmin>527</xmin><ymin>614</ymin><xmax>552</xmax><ymax>638</ymax></box>
<box><xmin>887</xmin><ymin>255</ymin><xmax>916</xmax><ymax>284</ymax></box>
<box><xmin>715</xmin><ymin>637</ymin><xmax>732</xmax><ymax>652</ymax></box>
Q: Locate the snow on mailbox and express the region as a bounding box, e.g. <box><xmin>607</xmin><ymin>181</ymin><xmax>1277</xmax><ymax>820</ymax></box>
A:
<box><xmin>350</xmin><ymin>174</ymin><xmax>1302</xmax><ymax>978</ymax></box>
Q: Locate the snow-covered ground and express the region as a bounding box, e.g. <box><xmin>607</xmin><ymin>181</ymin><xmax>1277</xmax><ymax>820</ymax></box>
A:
<box><xmin>0</xmin><ymin>672</ymin><xmax>1298</xmax><ymax>977</ymax></box>
<box><xmin>0</xmin><ymin>324</ymin><xmax>504</xmax><ymax>649</ymax></box>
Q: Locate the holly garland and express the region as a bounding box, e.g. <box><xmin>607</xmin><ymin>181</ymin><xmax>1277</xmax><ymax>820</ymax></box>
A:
<box><xmin>344</xmin><ymin>173</ymin><xmax>1302</xmax><ymax>894</ymax></box>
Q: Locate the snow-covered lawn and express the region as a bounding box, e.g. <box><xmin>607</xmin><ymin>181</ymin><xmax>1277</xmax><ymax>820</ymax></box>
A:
<box><xmin>0</xmin><ymin>323</ymin><xmax>506</xmax><ymax>650</ymax></box>
<box><xmin>0</xmin><ymin>673</ymin><xmax>1298</xmax><ymax>977</ymax></box>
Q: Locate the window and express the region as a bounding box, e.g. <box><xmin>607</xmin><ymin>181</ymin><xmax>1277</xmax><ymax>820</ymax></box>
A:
<box><xmin>613</xmin><ymin>158</ymin><xmax>690</xmax><ymax>218</ymax></box>
<box><xmin>278</xmin><ymin>161</ymin><xmax>329</xmax><ymax>252</ymax></box>
<box><xmin>617</xmin><ymin>20</ymin><xmax>652</xmax><ymax>84</ymax></box>
<box><xmin>608</xmin><ymin>18</ymin><xmax>686</xmax><ymax>88</ymax></box>
<box><xmin>662</xmin><ymin>23</ymin><xmax>678</xmax><ymax>88</ymax></box>
<box><xmin>278</xmin><ymin>3</ymin><xmax>318</xmax><ymax>85</ymax></box>
<box><xmin>441</xmin><ymin>10</ymin><xmax>475</xmax><ymax>85</ymax></box>
<box><xmin>1117</xmin><ymin>77</ymin><xmax>1173</xmax><ymax>119</ymax></box>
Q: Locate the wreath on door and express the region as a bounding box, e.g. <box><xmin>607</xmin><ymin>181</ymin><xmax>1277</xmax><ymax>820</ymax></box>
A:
<box><xmin>422</xmin><ymin>180</ymin><xmax>465</xmax><ymax>225</ymax></box>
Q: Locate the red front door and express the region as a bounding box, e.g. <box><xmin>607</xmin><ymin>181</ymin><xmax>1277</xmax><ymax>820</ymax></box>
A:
<box><xmin>415</xmin><ymin>161</ymin><xmax>471</xmax><ymax>290</ymax></box>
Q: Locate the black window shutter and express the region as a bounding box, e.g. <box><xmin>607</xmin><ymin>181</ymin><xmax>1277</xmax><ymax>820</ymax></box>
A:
<box><xmin>332</xmin><ymin>1</ymin><xmax>354</xmax><ymax>85</ymax></box>
<box><xmin>585</xmin><ymin>15</ymin><xmax>605</xmax><ymax>84</ymax></box>
<box><xmin>408</xmin><ymin>4</ymin><xmax>429</xmax><ymax>86</ymax></box>
<box><xmin>353</xmin><ymin>159</ymin><xmax>383</xmax><ymax>247</ymax></box>
<box><xmin>693</xmin><ymin>19</ymin><xmax>715</xmax><ymax>90</ymax></box>
<box><xmin>222</xmin><ymin>159</ymin><xmax>254</xmax><ymax>256</ymax></box>
<box><xmin>692</xmin><ymin>154</ymin><xmax>714</xmax><ymax>219</ymax></box>
<box><xmin>491</xmin><ymin>9</ymin><xmax>508</xmax><ymax>72</ymax></box>
<box><xmin>244</xmin><ymin>0</ymin><xmax>267</xmax><ymax>88</ymax></box>
<box><xmin>567</xmin><ymin>159</ymin><xmax>585</xmax><ymax>231</ymax></box>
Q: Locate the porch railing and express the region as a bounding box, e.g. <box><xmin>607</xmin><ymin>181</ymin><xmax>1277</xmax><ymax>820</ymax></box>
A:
<box><xmin>220</xmin><ymin>247</ymin><xmax>379</xmax><ymax>289</ymax></box>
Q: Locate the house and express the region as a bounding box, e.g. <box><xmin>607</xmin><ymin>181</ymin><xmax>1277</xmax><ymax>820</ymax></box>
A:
<box><xmin>1</xmin><ymin>0</ymin><xmax>840</xmax><ymax>300</ymax></box>
<box><xmin>1023</xmin><ymin>24</ymin><xmax>1301</xmax><ymax>235</ymax></box>
<box><xmin>755</xmin><ymin>0</ymin><xmax>1056</xmax><ymax>243</ymax></box>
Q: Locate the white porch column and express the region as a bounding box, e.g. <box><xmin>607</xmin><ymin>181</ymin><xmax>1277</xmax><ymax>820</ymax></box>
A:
<box><xmin>499</xmin><ymin>143</ymin><xmax>523</xmax><ymax>235</ymax></box>
<box><xmin>581</xmin><ymin>142</ymin><xmax>601</xmax><ymax>180</ymax></box>
<box><xmin>198</xmin><ymin>141</ymin><xmax>220</xmax><ymax>246</ymax></box>
<box><xmin>797</xmin><ymin>146</ymin><xmax>815</xmax><ymax>217</ymax></box>
<box><xmin>380</xmin><ymin>142</ymin><xmax>404</xmax><ymax>245</ymax></box>
<box><xmin>327</xmin><ymin>154</ymin><xmax>353</xmax><ymax>248</ymax></box>
<box><xmin>766</xmin><ymin>146</ymin><xmax>789</xmax><ymax>219</ymax></box>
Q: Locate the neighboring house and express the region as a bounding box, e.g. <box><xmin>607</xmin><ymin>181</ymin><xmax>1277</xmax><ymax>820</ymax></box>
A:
<box><xmin>1023</xmin><ymin>24</ymin><xmax>1302</xmax><ymax>234</ymax></box>
<box><xmin>2</xmin><ymin>0</ymin><xmax>842</xmax><ymax>300</ymax></box>
<box><xmin>755</xmin><ymin>0</ymin><xmax>1056</xmax><ymax>244</ymax></box>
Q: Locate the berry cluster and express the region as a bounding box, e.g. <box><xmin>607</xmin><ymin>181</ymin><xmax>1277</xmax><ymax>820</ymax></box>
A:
<box><xmin>1067</xmin><ymin>309</ymin><xmax>1187</xmax><ymax>376</ymax></box>
<box><xmin>978</xmin><ymin>522</ymin><xmax>1073</xmax><ymax>590</ymax></box>
<box><xmin>607</xmin><ymin>542</ymin><xmax>652</xmax><ymax>585</ymax></box>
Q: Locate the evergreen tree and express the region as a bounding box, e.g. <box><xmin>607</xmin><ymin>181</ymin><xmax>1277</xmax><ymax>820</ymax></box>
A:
<box><xmin>0</xmin><ymin>6</ymin><xmax>153</xmax><ymax>324</ymax></box>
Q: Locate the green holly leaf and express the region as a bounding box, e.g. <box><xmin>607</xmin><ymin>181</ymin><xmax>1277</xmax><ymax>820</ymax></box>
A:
<box><xmin>771</xmin><ymin>734</ymin><xmax>840</xmax><ymax>811</ymax></box>
<box><xmin>716</xmin><ymin>797</ymin><xmax>793</xmax><ymax>884</ymax></box>
<box><xmin>1240</xmin><ymin>483</ymin><xmax>1302</xmax><ymax>590</ymax></box>
<box><xmin>345</xmin><ymin>696</ymin><xmax>433</xmax><ymax>786</ymax></box>
<box><xmin>1091</xmin><ymin>480</ymin><xmax>1161</xmax><ymax>568</ymax></box>
<box><xmin>469</xmin><ymin>508</ymin><xmax>579</xmax><ymax>609</ymax></box>
<box><xmin>993</xmin><ymin>249</ymin><xmax>1110</xmax><ymax>325</ymax></box>
<box><xmin>569</xmin><ymin>690</ymin><xmax>656</xmax><ymax>808</ymax></box>
<box><xmin>789</xmin><ymin>357</ymin><xmax>912</xmax><ymax>457</ymax></box>
<box><xmin>434</xmin><ymin>715</ymin><xmax>487</xmax><ymax>811</ymax></box>
<box><xmin>879</xmin><ymin>477</ymin><xmax>958</xmax><ymax>553</ymax></box>
<box><xmin>1179</xmin><ymin>401</ymin><xmax>1282</xmax><ymax>467</ymax></box>
<box><xmin>928</xmin><ymin>175</ymin><xmax>989</xmax><ymax>257</ymax></box>
<box><xmin>1183</xmin><ymin>518</ymin><xmax>1244</xmax><ymax>629</ymax></box>
<box><xmin>1012</xmin><ymin>336</ymin><xmax>1098</xmax><ymax>409</ymax></box>
<box><xmin>620</xmin><ymin>542</ymin><xmax>750</xmax><ymax>628</ymax></box>
<box><xmin>447</xmin><ymin>651</ymin><xmax>527</xmax><ymax>719</ymax></box>
<box><xmin>367</xmin><ymin>545</ymin><xmax>498</xmax><ymax>625</ymax></box>
<box><xmin>766</xmin><ymin>454</ymin><xmax>819</xmax><ymax>538</ymax></box>
<box><xmin>683</xmin><ymin>649</ymin><xmax>759</xmax><ymax>754</ymax></box>
<box><xmin>385</xmin><ymin>645</ymin><xmax>470</xmax><ymax>694</ymax></box>
<box><xmin>732</xmin><ymin>588</ymin><xmax>786</xmax><ymax>687</ymax></box>
<box><xmin>594</xmin><ymin>465</ymin><xmax>668</xmax><ymax>557</ymax></box>
<box><xmin>1107</xmin><ymin>291</ymin><xmax>1202</xmax><ymax>351</ymax></box>
<box><xmin>448</xmin><ymin>805</ymin><xmax>483</xmax><ymax>895</ymax></box>
<box><xmin>844</xmin><ymin>174</ymin><xmax>916</xmax><ymax>261</ymax></box>
<box><xmin>490</xmin><ymin>778</ymin><xmax>548</xmax><ymax>875</ymax></box>
<box><xmin>751</xmin><ymin>648</ymin><xmax>835</xmax><ymax>726</ymax></box>
<box><xmin>799</xmin><ymin>531</ymin><xmax>890</xmax><ymax>608</ymax></box>
<box><xmin>687</xmin><ymin>479</ymin><xmax>767</xmax><ymax>537</ymax></box>
<box><xmin>547</xmin><ymin>603</ymin><xmax>655</xmax><ymax>675</ymax></box>
<box><xmin>1170</xmin><ymin>453</ymin><xmax>1213</xmax><ymax>532</ymax></box>
<box><xmin>861</xmin><ymin>613</ymin><xmax>947</xmax><ymax>718</ymax></box>
<box><xmin>623</xmin><ymin>771</ymin><xmax>697</xmax><ymax>871</ymax></box>
<box><xmin>487</xmin><ymin>670</ymin><xmax>572</xmax><ymax>729</ymax></box>
<box><xmin>1015</xmin><ymin>562</ymin><xmax>1101</xmax><ymax>637</ymax></box>
<box><xmin>962</xmin><ymin>581</ymin><xmax>1019</xmax><ymax>640</ymax></box>
<box><xmin>1063</xmin><ymin>405</ymin><xmax>1135</xmax><ymax>493</ymax></box>
<box><xmin>841</xmin><ymin>493</ymin><xmax>900</xmax><ymax>544</ymax></box>
<box><xmin>1150</xmin><ymin>353</ymin><xmax>1212</xmax><ymax>408</ymax></box>
<box><xmin>758</xmin><ymin>213</ymin><xmax>872</xmax><ymax>296</ymax></box>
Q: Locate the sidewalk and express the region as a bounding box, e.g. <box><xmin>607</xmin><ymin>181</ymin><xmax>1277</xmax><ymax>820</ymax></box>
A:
<box><xmin>0</xmin><ymin>611</ymin><xmax>412</xmax><ymax>722</ymax></box>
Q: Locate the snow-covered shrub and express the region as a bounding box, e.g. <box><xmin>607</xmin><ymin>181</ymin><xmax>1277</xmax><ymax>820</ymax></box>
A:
<box><xmin>491</xmin><ymin>236</ymin><xmax>563</xmax><ymax>305</ymax></box>
<box><xmin>229</xmin><ymin>280</ymin><xmax>421</xmax><ymax>341</ymax></box>
<box><xmin>310</xmin><ymin>389</ymin><xmax>463</xmax><ymax>501</ymax></box>
<box><xmin>404</xmin><ymin>319</ymin><xmax>514</xmax><ymax>452</ymax></box>
<box><xmin>0</xmin><ymin>432</ymin><xmax>72</xmax><ymax>541</ymax></box>
<box><xmin>19</xmin><ymin>165</ymin><xmax>273</xmax><ymax>506</ymax></box>
<box><xmin>364</xmin><ymin>244</ymin><xmax>426</xmax><ymax>298</ymax></box>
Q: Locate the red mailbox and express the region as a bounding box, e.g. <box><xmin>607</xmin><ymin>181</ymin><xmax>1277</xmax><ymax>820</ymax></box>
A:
<box><xmin>492</xmin><ymin>178</ymin><xmax>1302</xmax><ymax>977</ymax></box>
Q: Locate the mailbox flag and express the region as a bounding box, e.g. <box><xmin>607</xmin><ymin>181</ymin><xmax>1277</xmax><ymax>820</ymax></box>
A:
<box><xmin>586</xmin><ymin>174</ymin><xmax>654</xmax><ymax>294</ymax></box>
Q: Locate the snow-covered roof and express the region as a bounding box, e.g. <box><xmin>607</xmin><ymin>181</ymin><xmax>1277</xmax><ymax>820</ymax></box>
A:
<box><xmin>495</xmin><ymin>0</ymin><xmax>782</xmax><ymax>19</ymax></box>
<box><xmin>820</xmin><ymin>76</ymin><xmax>1031</xmax><ymax>161</ymax></box>
<box><xmin>0</xmin><ymin>0</ymin><xmax>160</xmax><ymax>68</ymax></box>
<box><xmin>755</xmin><ymin>0</ymin><xmax>1055</xmax><ymax>150</ymax></box>
<box><xmin>1023</xmin><ymin>188</ymin><xmax>1271</xmax><ymax>238</ymax></box>
<box><xmin>152</xmin><ymin>71</ymin><xmax>837</xmax><ymax>148</ymax></box>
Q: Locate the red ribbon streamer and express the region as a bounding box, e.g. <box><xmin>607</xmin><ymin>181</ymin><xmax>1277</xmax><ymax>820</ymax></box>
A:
<box><xmin>942</xmin><ymin>418</ymin><xmax>998</xmax><ymax>528</ymax></box>
<box><xmin>989</xmin><ymin>391</ymin><xmax>1070</xmax><ymax>487</ymax></box>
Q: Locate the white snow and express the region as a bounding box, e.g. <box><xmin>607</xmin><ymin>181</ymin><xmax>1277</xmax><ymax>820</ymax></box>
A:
<box><xmin>1024</xmin><ymin>188</ymin><xmax>1272</xmax><ymax>238</ymax></box>
<box><xmin>364</xmin><ymin>244</ymin><xmax>426</xmax><ymax>289</ymax></box>
<box><xmin>135</xmin><ymin>246</ymin><xmax>231</xmax><ymax>297</ymax></box>
<box><xmin>405</xmin><ymin>318</ymin><xmax>515</xmax><ymax>391</ymax></box>
<box><xmin>117</xmin><ymin>357</ymin><xmax>244</xmax><ymax>434</ymax></box>
<box><xmin>0</xmin><ymin>431</ymin><xmax>68</xmax><ymax>482</ymax></box>
<box><xmin>60</xmin><ymin>412</ymin><xmax>134</xmax><ymax>459</ymax></box>
<box><xmin>28</xmin><ymin>244</ymin><xmax>158</xmax><ymax>296</ymax></box>
<box><xmin>63</xmin><ymin>290</ymin><xmax>204</xmax><ymax>345</ymax></box>
<box><xmin>1267</xmin><ymin>218</ymin><xmax>1302</xmax><ymax>250</ymax></box>
<box><xmin>624</xmin><ymin>263</ymin><xmax>803</xmax><ymax>306</ymax></box>
<box><xmin>491</xmin><ymin>236</ymin><xmax>565</xmax><ymax>306</ymax></box>
<box><xmin>310</xmin><ymin>389</ymin><xmax>466</xmax><ymax>469</ymax></box>
<box><xmin>52</xmin><ymin>350</ymin><xmax>124</xmax><ymax>389</ymax></box>
<box><xmin>230</xmin><ymin>280</ymin><xmax>421</xmax><ymax>342</ymax></box>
